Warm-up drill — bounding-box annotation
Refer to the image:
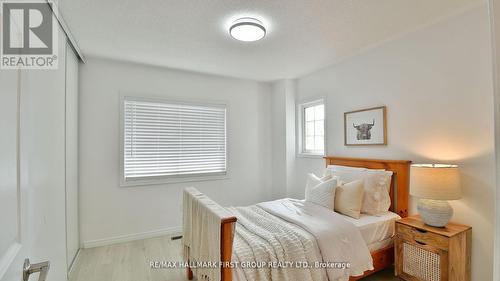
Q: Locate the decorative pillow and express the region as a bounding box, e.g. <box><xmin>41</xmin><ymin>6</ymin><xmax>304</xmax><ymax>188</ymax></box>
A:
<box><xmin>334</xmin><ymin>179</ymin><xmax>365</xmax><ymax>219</ymax></box>
<box><xmin>305</xmin><ymin>173</ymin><xmax>338</xmax><ymax>209</ymax></box>
<box><xmin>361</xmin><ymin>171</ymin><xmax>393</xmax><ymax>215</ymax></box>
<box><xmin>329</xmin><ymin>168</ymin><xmax>393</xmax><ymax>216</ymax></box>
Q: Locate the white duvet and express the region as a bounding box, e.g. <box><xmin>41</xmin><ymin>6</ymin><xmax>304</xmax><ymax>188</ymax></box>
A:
<box><xmin>229</xmin><ymin>198</ymin><xmax>373</xmax><ymax>281</ymax></box>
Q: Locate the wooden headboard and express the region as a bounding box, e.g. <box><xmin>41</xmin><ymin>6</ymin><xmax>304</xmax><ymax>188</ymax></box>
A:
<box><xmin>324</xmin><ymin>156</ymin><xmax>412</xmax><ymax>218</ymax></box>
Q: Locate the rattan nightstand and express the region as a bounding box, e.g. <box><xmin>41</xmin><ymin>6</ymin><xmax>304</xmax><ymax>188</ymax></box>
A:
<box><xmin>395</xmin><ymin>215</ymin><xmax>471</xmax><ymax>281</ymax></box>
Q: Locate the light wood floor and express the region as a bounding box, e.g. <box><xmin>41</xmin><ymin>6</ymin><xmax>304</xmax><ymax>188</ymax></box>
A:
<box><xmin>69</xmin><ymin>236</ymin><xmax>398</xmax><ymax>281</ymax></box>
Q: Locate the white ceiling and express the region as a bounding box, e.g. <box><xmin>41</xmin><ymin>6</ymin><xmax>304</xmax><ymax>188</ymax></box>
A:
<box><xmin>60</xmin><ymin>0</ymin><xmax>481</xmax><ymax>81</ymax></box>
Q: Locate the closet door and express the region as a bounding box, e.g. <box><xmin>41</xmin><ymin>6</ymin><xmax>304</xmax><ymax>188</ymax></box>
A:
<box><xmin>65</xmin><ymin>43</ymin><xmax>80</xmax><ymax>272</ymax></box>
<box><xmin>0</xmin><ymin>27</ymin><xmax>69</xmax><ymax>281</ymax></box>
<box><xmin>0</xmin><ymin>63</ymin><xmax>21</xmax><ymax>281</ymax></box>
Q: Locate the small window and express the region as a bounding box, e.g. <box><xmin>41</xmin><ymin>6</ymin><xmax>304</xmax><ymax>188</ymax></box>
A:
<box><xmin>298</xmin><ymin>99</ymin><xmax>325</xmax><ymax>156</ymax></box>
<box><xmin>121</xmin><ymin>97</ymin><xmax>227</xmax><ymax>184</ymax></box>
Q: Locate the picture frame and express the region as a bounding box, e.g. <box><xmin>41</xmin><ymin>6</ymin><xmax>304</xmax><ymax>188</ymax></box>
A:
<box><xmin>344</xmin><ymin>106</ymin><xmax>387</xmax><ymax>146</ymax></box>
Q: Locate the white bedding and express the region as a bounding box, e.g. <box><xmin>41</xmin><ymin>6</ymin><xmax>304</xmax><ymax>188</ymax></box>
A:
<box><xmin>229</xmin><ymin>198</ymin><xmax>373</xmax><ymax>281</ymax></box>
<box><xmin>258</xmin><ymin>199</ymin><xmax>374</xmax><ymax>280</ymax></box>
<box><xmin>229</xmin><ymin>204</ymin><xmax>328</xmax><ymax>281</ymax></box>
<box><xmin>367</xmin><ymin>237</ymin><xmax>394</xmax><ymax>252</ymax></box>
<box><xmin>337</xmin><ymin>211</ymin><xmax>401</xmax><ymax>248</ymax></box>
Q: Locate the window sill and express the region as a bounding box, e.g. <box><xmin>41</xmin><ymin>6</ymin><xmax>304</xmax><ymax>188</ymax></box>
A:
<box><xmin>297</xmin><ymin>153</ymin><xmax>325</xmax><ymax>159</ymax></box>
<box><xmin>120</xmin><ymin>174</ymin><xmax>229</xmax><ymax>187</ymax></box>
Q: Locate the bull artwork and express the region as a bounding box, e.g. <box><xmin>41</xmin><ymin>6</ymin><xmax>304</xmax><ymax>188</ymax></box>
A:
<box><xmin>353</xmin><ymin>119</ymin><xmax>375</xmax><ymax>140</ymax></box>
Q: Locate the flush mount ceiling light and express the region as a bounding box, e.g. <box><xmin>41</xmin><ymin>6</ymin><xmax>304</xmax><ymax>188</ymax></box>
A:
<box><xmin>229</xmin><ymin>17</ymin><xmax>266</xmax><ymax>42</ymax></box>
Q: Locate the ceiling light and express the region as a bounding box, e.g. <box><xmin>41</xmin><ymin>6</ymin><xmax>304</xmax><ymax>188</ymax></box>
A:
<box><xmin>229</xmin><ymin>17</ymin><xmax>266</xmax><ymax>42</ymax></box>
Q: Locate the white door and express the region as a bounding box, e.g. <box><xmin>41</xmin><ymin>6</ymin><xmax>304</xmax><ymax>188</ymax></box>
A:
<box><xmin>0</xmin><ymin>59</ymin><xmax>21</xmax><ymax>281</ymax></box>
<box><xmin>0</xmin><ymin>25</ymin><xmax>70</xmax><ymax>281</ymax></box>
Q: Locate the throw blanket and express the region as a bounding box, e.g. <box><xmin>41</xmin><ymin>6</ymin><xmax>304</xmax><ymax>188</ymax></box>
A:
<box><xmin>228</xmin><ymin>205</ymin><xmax>328</xmax><ymax>281</ymax></box>
<box><xmin>230</xmin><ymin>199</ymin><xmax>373</xmax><ymax>281</ymax></box>
<box><xmin>259</xmin><ymin>199</ymin><xmax>374</xmax><ymax>280</ymax></box>
<box><xmin>183</xmin><ymin>187</ymin><xmax>235</xmax><ymax>281</ymax></box>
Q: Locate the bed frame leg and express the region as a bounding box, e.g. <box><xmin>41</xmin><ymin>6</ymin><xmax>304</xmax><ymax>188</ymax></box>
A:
<box><xmin>186</xmin><ymin>261</ymin><xmax>193</xmax><ymax>280</ymax></box>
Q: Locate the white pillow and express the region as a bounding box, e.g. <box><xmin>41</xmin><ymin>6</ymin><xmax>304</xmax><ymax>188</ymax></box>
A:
<box><xmin>324</xmin><ymin>165</ymin><xmax>365</xmax><ymax>177</ymax></box>
<box><xmin>328</xmin><ymin>168</ymin><xmax>393</xmax><ymax>215</ymax></box>
<box><xmin>327</xmin><ymin>168</ymin><xmax>366</xmax><ymax>183</ymax></box>
<box><xmin>324</xmin><ymin>165</ymin><xmax>387</xmax><ymax>176</ymax></box>
<box><xmin>334</xmin><ymin>179</ymin><xmax>365</xmax><ymax>219</ymax></box>
<box><xmin>305</xmin><ymin>173</ymin><xmax>338</xmax><ymax>209</ymax></box>
<box><xmin>362</xmin><ymin>171</ymin><xmax>393</xmax><ymax>215</ymax></box>
<box><xmin>327</xmin><ymin>165</ymin><xmax>367</xmax><ymax>171</ymax></box>
<box><xmin>368</xmin><ymin>170</ymin><xmax>393</xmax><ymax>193</ymax></box>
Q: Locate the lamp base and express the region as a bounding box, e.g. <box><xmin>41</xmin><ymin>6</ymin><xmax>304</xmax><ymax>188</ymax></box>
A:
<box><xmin>417</xmin><ymin>199</ymin><xmax>453</xmax><ymax>227</ymax></box>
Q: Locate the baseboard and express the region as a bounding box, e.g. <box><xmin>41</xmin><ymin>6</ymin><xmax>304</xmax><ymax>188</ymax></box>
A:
<box><xmin>82</xmin><ymin>226</ymin><xmax>182</xmax><ymax>249</ymax></box>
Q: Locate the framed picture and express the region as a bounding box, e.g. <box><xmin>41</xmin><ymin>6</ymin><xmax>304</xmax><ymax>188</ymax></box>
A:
<box><xmin>344</xmin><ymin>106</ymin><xmax>387</xmax><ymax>146</ymax></box>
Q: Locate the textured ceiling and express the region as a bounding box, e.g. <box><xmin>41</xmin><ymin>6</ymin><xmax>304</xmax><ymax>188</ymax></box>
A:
<box><xmin>60</xmin><ymin>0</ymin><xmax>482</xmax><ymax>81</ymax></box>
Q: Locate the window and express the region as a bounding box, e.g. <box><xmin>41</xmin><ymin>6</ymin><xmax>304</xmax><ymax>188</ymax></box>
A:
<box><xmin>299</xmin><ymin>99</ymin><xmax>325</xmax><ymax>156</ymax></box>
<box><xmin>121</xmin><ymin>97</ymin><xmax>227</xmax><ymax>184</ymax></box>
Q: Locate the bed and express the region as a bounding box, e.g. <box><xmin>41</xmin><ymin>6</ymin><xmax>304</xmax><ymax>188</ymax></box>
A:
<box><xmin>183</xmin><ymin>156</ymin><xmax>411</xmax><ymax>281</ymax></box>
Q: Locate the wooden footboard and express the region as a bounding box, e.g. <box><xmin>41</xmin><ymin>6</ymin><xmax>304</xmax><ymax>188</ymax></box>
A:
<box><xmin>186</xmin><ymin>216</ymin><xmax>237</xmax><ymax>281</ymax></box>
<box><xmin>221</xmin><ymin>217</ymin><xmax>237</xmax><ymax>281</ymax></box>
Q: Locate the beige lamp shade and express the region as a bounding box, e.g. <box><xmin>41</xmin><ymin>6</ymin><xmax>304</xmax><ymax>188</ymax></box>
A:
<box><xmin>410</xmin><ymin>164</ymin><xmax>462</xmax><ymax>200</ymax></box>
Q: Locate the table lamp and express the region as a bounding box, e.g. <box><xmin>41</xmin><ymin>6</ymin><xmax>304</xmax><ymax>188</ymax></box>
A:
<box><xmin>410</xmin><ymin>164</ymin><xmax>462</xmax><ymax>227</ymax></box>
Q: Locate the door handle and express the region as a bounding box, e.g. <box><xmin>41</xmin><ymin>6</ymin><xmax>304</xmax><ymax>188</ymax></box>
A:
<box><xmin>23</xmin><ymin>259</ymin><xmax>50</xmax><ymax>281</ymax></box>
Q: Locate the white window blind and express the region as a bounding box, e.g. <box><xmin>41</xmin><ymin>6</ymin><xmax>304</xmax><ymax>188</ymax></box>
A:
<box><xmin>123</xmin><ymin>98</ymin><xmax>227</xmax><ymax>181</ymax></box>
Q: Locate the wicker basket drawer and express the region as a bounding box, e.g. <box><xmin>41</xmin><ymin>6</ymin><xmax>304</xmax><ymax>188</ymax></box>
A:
<box><xmin>401</xmin><ymin>241</ymin><xmax>446</xmax><ymax>281</ymax></box>
<box><xmin>396</xmin><ymin>224</ymin><xmax>448</xmax><ymax>250</ymax></box>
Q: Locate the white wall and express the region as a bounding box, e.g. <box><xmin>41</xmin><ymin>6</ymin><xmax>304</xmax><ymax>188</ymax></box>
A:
<box><xmin>280</xmin><ymin>4</ymin><xmax>495</xmax><ymax>280</ymax></box>
<box><xmin>65</xmin><ymin>44</ymin><xmax>80</xmax><ymax>270</ymax></box>
<box><xmin>271</xmin><ymin>82</ymin><xmax>287</xmax><ymax>199</ymax></box>
<box><xmin>79</xmin><ymin>58</ymin><xmax>273</xmax><ymax>246</ymax></box>
<box><xmin>487</xmin><ymin>0</ymin><xmax>500</xmax><ymax>279</ymax></box>
<box><xmin>270</xmin><ymin>80</ymin><xmax>297</xmax><ymax>199</ymax></box>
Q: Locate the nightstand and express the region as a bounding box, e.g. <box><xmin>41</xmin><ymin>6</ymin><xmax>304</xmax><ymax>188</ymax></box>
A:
<box><xmin>395</xmin><ymin>215</ymin><xmax>471</xmax><ymax>281</ymax></box>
